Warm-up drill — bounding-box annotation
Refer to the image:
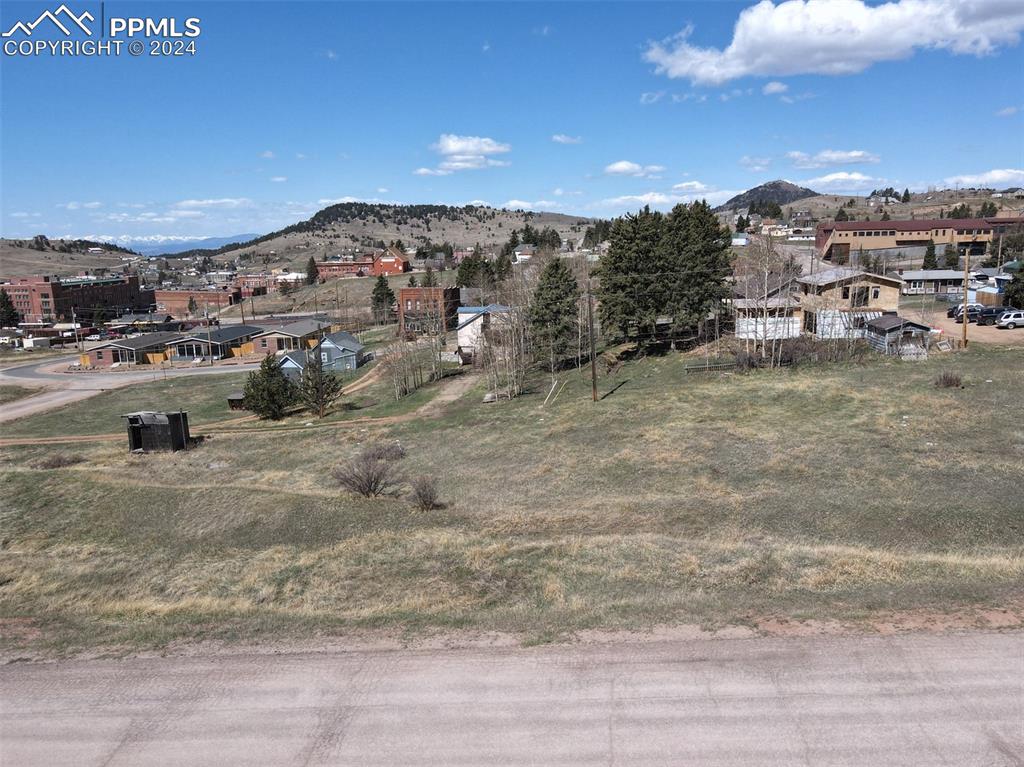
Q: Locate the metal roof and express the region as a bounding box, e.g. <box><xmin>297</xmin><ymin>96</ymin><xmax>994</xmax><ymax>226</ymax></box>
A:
<box><xmin>319</xmin><ymin>330</ymin><xmax>364</xmax><ymax>353</ymax></box>
<box><xmin>92</xmin><ymin>331</ymin><xmax>183</xmax><ymax>351</ymax></box>
<box><xmin>898</xmin><ymin>270</ymin><xmax>964</xmax><ymax>281</ymax></box>
<box><xmin>172</xmin><ymin>325</ymin><xmax>263</xmax><ymax>345</ymax></box>
<box><xmin>798</xmin><ymin>267</ymin><xmax>902</xmax><ymax>287</ymax></box>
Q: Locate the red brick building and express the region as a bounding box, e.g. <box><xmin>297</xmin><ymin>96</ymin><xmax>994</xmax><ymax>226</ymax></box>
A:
<box><xmin>0</xmin><ymin>274</ymin><xmax>153</xmax><ymax>324</ymax></box>
<box><xmin>316</xmin><ymin>248</ymin><xmax>410</xmax><ymax>281</ymax></box>
<box><xmin>153</xmin><ymin>288</ymin><xmax>235</xmax><ymax>318</ymax></box>
<box><xmin>397</xmin><ymin>286</ymin><xmax>460</xmax><ymax>334</ymax></box>
<box><xmin>373</xmin><ymin>246</ymin><xmax>411</xmax><ymax>276</ymax></box>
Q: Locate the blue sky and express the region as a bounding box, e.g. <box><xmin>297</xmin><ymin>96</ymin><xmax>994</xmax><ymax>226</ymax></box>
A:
<box><xmin>2</xmin><ymin>0</ymin><xmax>1023</xmax><ymax>245</ymax></box>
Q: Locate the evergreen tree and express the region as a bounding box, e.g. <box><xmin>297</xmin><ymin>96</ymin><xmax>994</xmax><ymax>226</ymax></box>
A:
<box><xmin>455</xmin><ymin>253</ymin><xmax>495</xmax><ymax>289</ymax></box>
<box><xmin>0</xmin><ymin>289</ymin><xmax>20</xmax><ymax>328</ymax></box>
<box><xmin>370</xmin><ymin>275</ymin><xmax>396</xmax><ymax>324</ymax></box>
<box><xmin>881</xmin><ymin>211</ymin><xmax>891</xmax><ymax>221</ymax></box>
<box><xmin>1004</xmin><ymin>273</ymin><xmax>1024</xmax><ymax>309</ymax></box>
<box><xmin>493</xmin><ymin>252</ymin><xmax>513</xmax><ymax>281</ymax></box>
<box><xmin>305</xmin><ymin>256</ymin><xmax>319</xmax><ymax>286</ymax></box>
<box><xmin>408</xmin><ymin>274</ymin><xmax>418</xmax><ymax>287</ymax></box>
<box><xmin>943</xmin><ymin>244</ymin><xmax>959</xmax><ymax>269</ymax></box>
<box><xmin>834</xmin><ymin>208</ymin><xmax>850</xmax><ymax>222</ymax></box>
<box><xmin>243</xmin><ymin>354</ymin><xmax>296</xmax><ymax>420</ymax></box>
<box><xmin>901</xmin><ymin>188</ymin><xmax>911</xmax><ymax>203</ymax></box>
<box><xmin>596</xmin><ymin>206</ymin><xmax>665</xmax><ymax>341</ymax></box>
<box><xmin>299</xmin><ymin>351</ymin><xmax>343</xmax><ymax>418</ymax></box>
<box><xmin>978</xmin><ymin>200</ymin><xmax>998</xmax><ymax>217</ymax></box>
<box><xmin>422</xmin><ymin>265</ymin><xmax>438</xmax><ymax>287</ymax></box>
<box><xmin>279</xmin><ymin>280</ymin><xmax>293</xmax><ymax>297</ymax></box>
<box><xmin>187</xmin><ymin>296</ymin><xmax>198</xmax><ymax>316</ymax></box>
<box><xmin>530</xmin><ymin>258</ymin><xmax>581</xmax><ymax>378</ymax></box>
<box><xmin>922</xmin><ymin>239</ymin><xmax>938</xmax><ymax>269</ymax></box>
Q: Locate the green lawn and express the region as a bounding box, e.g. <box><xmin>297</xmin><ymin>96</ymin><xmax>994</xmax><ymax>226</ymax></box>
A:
<box><xmin>1</xmin><ymin>346</ymin><xmax>1022</xmax><ymax>655</ymax></box>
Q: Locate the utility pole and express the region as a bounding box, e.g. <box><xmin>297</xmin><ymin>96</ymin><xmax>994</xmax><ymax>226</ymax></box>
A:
<box><xmin>961</xmin><ymin>242</ymin><xmax>970</xmax><ymax>348</ymax></box>
<box><xmin>586</xmin><ymin>278</ymin><xmax>597</xmax><ymax>402</ymax></box>
<box><xmin>205</xmin><ymin>303</ymin><xmax>214</xmax><ymax>365</ymax></box>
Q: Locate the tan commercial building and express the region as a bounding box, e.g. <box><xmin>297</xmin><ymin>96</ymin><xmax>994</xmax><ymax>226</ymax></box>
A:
<box><xmin>816</xmin><ymin>216</ymin><xmax>1024</xmax><ymax>262</ymax></box>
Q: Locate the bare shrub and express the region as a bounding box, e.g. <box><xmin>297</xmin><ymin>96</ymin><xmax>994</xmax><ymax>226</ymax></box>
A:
<box><xmin>734</xmin><ymin>350</ymin><xmax>760</xmax><ymax>372</ymax></box>
<box><xmin>409</xmin><ymin>475</ymin><xmax>440</xmax><ymax>512</ymax></box>
<box><xmin>32</xmin><ymin>454</ymin><xmax>84</xmax><ymax>470</ymax></box>
<box><xmin>334</xmin><ymin>443</ymin><xmax>404</xmax><ymax>497</ymax></box>
<box><xmin>934</xmin><ymin>371</ymin><xmax>963</xmax><ymax>388</ymax></box>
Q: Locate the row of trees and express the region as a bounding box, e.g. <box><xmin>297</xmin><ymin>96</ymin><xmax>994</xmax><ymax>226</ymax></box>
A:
<box><xmin>242</xmin><ymin>353</ymin><xmax>343</xmax><ymax>420</ymax></box>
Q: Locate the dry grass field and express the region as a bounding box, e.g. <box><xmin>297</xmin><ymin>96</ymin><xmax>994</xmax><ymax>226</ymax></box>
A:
<box><xmin>0</xmin><ymin>240</ymin><xmax>133</xmax><ymax>278</ymax></box>
<box><xmin>0</xmin><ymin>344</ymin><xmax>1022</xmax><ymax>655</ymax></box>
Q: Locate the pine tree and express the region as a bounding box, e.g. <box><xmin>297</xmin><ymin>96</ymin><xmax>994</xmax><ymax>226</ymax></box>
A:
<box><xmin>881</xmin><ymin>211</ymin><xmax>891</xmax><ymax>221</ymax></box>
<box><xmin>530</xmin><ymin>258</ymin><xmax>581</xmax><ymax>378</ymax></box>
<box><xmin>370</xmin><ymin>276</ymin><xmax>396</xmax><ymax>324</ymax></box>
<box><xmin>422</xmin><ymin>265</ymin><xmax>438</xmax><ymax>287</ymax></box>
<box><xmin>187</xmin><ymin>296</ymin><xmax>198</xmax><ymax>316</ymax></box>
<box><xmin>408</xmin><ymin>274</ymin><xmax>418</xmax><ymax>287</ymax></box>
<box><xmin>596</xmin><ymin>206</ymin><xmax>665</xmax><ymax>341</ymax></box>
<box><xmin>0</xmin><ymin>289</ymin><xmax>20</xmax><ymax>328</ymax></box>
<box><xmin>901</xmin><ymin>188</ymin><xmax>911</xmax><ymax>204</ymax></box>
<box><xmin>298</xmin><ymin>351</ymin><xmax>343</xmax><ymax>418</ymax></box>
<box><xmin>835</xmin><ymin>208</ymin><xmax>850</xmax><ymax>222</ymax></box>
<box><xmin>306</xmin><ymin>257</ymin><xmax>319</xmax><ymax>286</ymax></box>
<box><xmin>943</xmin><ymin>244</ymin><xmax>959</xmax><ymax>269</ymax></box>
<box><xmin>922</xmin><ymin>239</ymin><xmax>938</xmax><ymax>269</ymax></box>
<box><xmin>279</xmin><ymin>280</ymin><xmax>293</xmax><ymax>297</ymax></box>
<box><xmin>659</xmin><ymin>201</ymin><xmax>733</xmax><ymax>331</ymax></box>
<box><xmin>494</xmin><ymin>252</ymin><xmax>513</xmax><ymax>281</ymax></box>
<box><xmin>243</xmin><ymin>354</ymin><xmax>296</xmax><ymax>420</ymax></box>
<box><xmin>1004</xmin><ymin>273</ymin><xmax>1024</xmax><ymax>309</ymax></box>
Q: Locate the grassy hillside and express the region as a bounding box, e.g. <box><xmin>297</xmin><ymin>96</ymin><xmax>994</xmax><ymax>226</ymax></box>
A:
<box><xmin>0</xmin><ymin>239</ymin><xmax>136</xmax><ymax>278</ymax></box>
<box><xmin>0</xmin><ymin>346</ymin><xmax>1021</xmax><ymax>654</ymax></box>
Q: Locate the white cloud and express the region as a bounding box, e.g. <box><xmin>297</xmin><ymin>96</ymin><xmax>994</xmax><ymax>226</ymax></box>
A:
<box><xmin>640</xmin><ymin>91</ymin><xmax>665</xmax><ymax>105</ymax></box>
<box><xmin>739</xmin><ymin>155</ymin><xmax>772</xmax><ymax>172</ymax></box>
<box><xmin>995</xmin><ymin>105</ymin><xmax>1019</xmax><ymax>117</ymax></box>
<box><xmin>296</xmin><ymin>153</ymin><xmax>308</xmax><ymax>160</ymax></box>
<box><xmin>377</xmin><ymin>187</ymin><xmax>389</xmax><ymax>193</ymax></box>
<box><xmin>173</xmin><ymin>198</ymin><xmax>254</xmax><ymax>209</ymax></box>
<box><xmin>803</xmin><ymin>171</ymin><xmax>878</xmax><ymax>191</ymax></box>
<box><xmin>415</xmin><ymin>134</ymin><xmax>512</xmax><ymax>175</ymax></box>
<box><xmin>943</xmin><ymin>168</ymin><xmax>1024</xmax><ymax>187</ymax></box>
<box><xmin>482</xmin><ymin>41</ymin><xmax>491</xmax><ymax>52</ymax></box>
<box><xmin>786</xmin><ymin>149</ymin><xmax>880</xmax><ymax>168</ymax></box>
<box><xmin>672</xmin><ymin>180</ymin><xmax>710</xmax><ymax>192</ymax></box>
<box><xmin>259</xmin><ymin>150</ymin><xmax>276</xmax><ymax>159</ymax></box>
<box><xmin>762</xmin><ymin>81</ymin><xmax>788</xmax><ymax>95</ymax></box>
<box><xmin>270</xmin><ymin>176</ymin><xmax>288</xmax><ymax>183</ymax></box>
<box><xmin>324</xmin><ymin>50</ymin><xmax>338</xmax><ymax>61</ymax></box>
<box><xmin>644</xmin><ymin>0</ymin><xmax>1024</xmax><ymax>85</ymax></box>
<box><xmin>604</xmin><ymin>160</ymin><xmax>666</xmax><ymax>178</ymax></box>
<box><xmin>552</xmin><ymin>133</ymin><xmax>582</xmax><ymax>144</ymax></box>
<box><xmin>9</xmin><ymin>212</ymin><xmax>32</xmax><ymax>218</ymax></box>
<box><xmin>503</xmin><ymin>199</ymin><xmax>561</xmax><ymax>210</ymax></box>
<box><xmin>596</xmin><ymin>188</ymin><xmax>738</xmax><ymax>210</ymax></box>
<box><xmin>533</xmin><ymin>24</ymin><xmax>552</xmax><ymax>36</ymax></box>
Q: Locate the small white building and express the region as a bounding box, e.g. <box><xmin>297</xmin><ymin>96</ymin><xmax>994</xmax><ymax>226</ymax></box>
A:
<box><xmin>456</xmin><ymin>304</ymin><xmax>511</xmax><ymax>359</ymax></box>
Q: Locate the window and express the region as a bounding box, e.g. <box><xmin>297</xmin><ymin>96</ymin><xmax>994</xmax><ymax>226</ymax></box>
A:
<box><xmin>872</xmin><ymin>287</ymin><xmax>880</xmax><ymax>299</ymax></box>
<box><xmin>96</xmin><ymin>350</ymin><xmax>104</xmax><ymax>359</ymax></box>
<box><xmin>851</xmin><ymin>287</ymin><xmax>870</xmax><ymax>308</ymax></box>
<box><xmin>842</xmin><ymin>287</ymin><xmax>851</xmax><ymax>299</ymax></box>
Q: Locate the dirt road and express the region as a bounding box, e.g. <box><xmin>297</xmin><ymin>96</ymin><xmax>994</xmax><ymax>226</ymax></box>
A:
<box><xmin>1</xmin><ymin>631</ymin><xmax>1020</xmax><ymax>766</ymax></box>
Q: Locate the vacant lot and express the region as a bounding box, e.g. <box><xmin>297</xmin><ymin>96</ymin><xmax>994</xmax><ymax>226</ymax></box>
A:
<box><xmin>0</xmin><ymin>346</ymin><xmax>1021</xmax><ymax>655</ymax></box>
<box><xmin>0</xmin><ymin>385</ymin><xmax>41</xmax><ymax>406</ymax></box>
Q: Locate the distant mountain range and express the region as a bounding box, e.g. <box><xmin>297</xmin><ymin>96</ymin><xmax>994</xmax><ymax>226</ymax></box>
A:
<box><xmin>716</xmin><ymin>180</ymin><xmax>820</xmax><ymax>211</ymax></box>
<box><xmin>131</xmin><ymin>235</ymin><xmax>260</xmax><ymax>257</ymax></box>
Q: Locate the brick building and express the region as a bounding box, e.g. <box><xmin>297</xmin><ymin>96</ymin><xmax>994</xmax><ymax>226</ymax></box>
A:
<box><xmin>398</xmin><ymin>286</ymin><xmax>460</xmax><ymax>334</ymax></box>
<box><xmin>153</xmin><ymin>287</ymin><xmax>235</xmax><ymax>318</ymax></box>
<box><xmin>0</xmin><ymin>274</ymin><xmax>153</xmax><ymax>324</ymax></box>
<box><xmin>816</xmin><ymin>216</ymin><xmax>1024</xmax><ymax>261</ymax></box>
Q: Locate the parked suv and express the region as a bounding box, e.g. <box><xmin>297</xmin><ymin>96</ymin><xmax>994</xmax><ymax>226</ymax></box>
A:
<box><xmin>953</xmin><ymin>305</ymin><xmax>985</xmax><ymax>323</ymax></box>
<box><xmin>947</xmin><ymin>302</ymin><xmax>983</xmax><ymax>319</ymax></box>
<box><xmin>996</xmin><ymin>310</ymin><xmax>1024</xmax><ymax>329</ymax></box>
<box><xmin>975</xmin><ymin>306</ymin><xmax>1018</xmax><ymax>326</ymax></box>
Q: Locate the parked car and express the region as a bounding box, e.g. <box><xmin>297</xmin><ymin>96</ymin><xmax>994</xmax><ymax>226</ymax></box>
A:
<box><xmin>996</xmin><ymin>310</ymin><xmax>1024</xmax><ymax>329</ymax></box>
<box><xmin>947</xmin><ymin>302</ymin><xmax>983</xmax><ymax>318</ymax></box>
<box><xmin>953</xmin><ymin>305</ymin><xmax>984</xmax><ymax>323</ymax></box>
<box><xmin>84</xmin><ymin>333</ymin><xmax>102</xmax><ymax>341</ymax></box>
<box><xmin>975</xmin><ymin>306</ymin><xmax>1018</xmax><ymax>326</ymax></box>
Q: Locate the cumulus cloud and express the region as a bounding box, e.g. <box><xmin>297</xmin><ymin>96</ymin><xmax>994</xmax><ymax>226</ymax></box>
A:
<box><xmin>762</xmin><ymin>81</ymin><xmax>788</xmax><ymax>95</ymax></box>
<box><xmin>786</xmin><ymin>149</ymin><xmax>880</xmax><ymax>168</ymax></box>
<box><xmin>802</xmin><ymin>171</ymin><xmax>878</xmax><ymax>191</ymax></box>
<box><xmin>596</xmin><ymin>188</ymin><xmax>738</xmax><ymax>210</ymax></box>
<box><xmin>739</xmin><ymin>155</ymin><xmax>772</xmax><ymax>172</ymax></box>
<box><xmin>503</xmin><ymin>199</ymin><xmax>561</xmax><ymax>210</ymax></box>
<box><xmin>644</xmin><ymin>0</ymin><xmax>1024</xmax><ymax>85</ymax></box>
<box><xmin>552</xmin><ymin>134</ymin><xmax>582</xmax><ymax>144</ymax></box>
<box><xmin>415</xmin><ymin>134</ymin><xmax>512</xmax><ymax>176</ymax></box>
<box><xmin>604</xmin><ymin>160</ymin><xmax>666</xmax><ymax>178</ymax></box>
<box><xmin>943</xmin><ymin>168</ymin><xmax>1024</xmax><ymax>187</ymax></box>
<box><xmin>672</xmin><ymin>180</ymin><xmax>710</xmax><ymax>192</ymax></box>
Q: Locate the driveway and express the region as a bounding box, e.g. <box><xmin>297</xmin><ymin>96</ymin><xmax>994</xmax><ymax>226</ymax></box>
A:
<box><xmin>1</xmin><ymin>631</ymin><xmax>1020</xmax><ymax>766</ymax></box>
<box><xmin>0</xmin><ymin>355</ymin><xmax>259</xmax><ymax>423</ymax></box>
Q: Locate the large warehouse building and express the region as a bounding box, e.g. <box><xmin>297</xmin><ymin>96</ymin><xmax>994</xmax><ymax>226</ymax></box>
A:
<box><xmin>816</xmin><ymin>216</ymin><xmax>1024</xmax><ymax>262</ymax></box>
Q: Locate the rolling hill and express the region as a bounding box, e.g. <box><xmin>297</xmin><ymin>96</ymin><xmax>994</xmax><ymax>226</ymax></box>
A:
<box><xmin>716</xmin><ymin>180</ymin><xmax>820</xmax><ymax>211</ymax></box>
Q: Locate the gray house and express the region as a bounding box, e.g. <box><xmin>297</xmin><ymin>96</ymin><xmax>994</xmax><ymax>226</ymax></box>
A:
<box><xmin>315</xmin><ymin>330</ymin><xmax>366</xmax><ymax>373</ymax></box>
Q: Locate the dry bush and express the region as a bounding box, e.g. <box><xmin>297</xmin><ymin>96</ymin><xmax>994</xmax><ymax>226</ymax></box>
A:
<box><xmin>934</xmin><ymin>371</ymin><xmax>963</xmax><ymax>389</ymax></box>
<box><xmin>409</xmin><ymin>475</ymin><xmax>440</xmax><ymax>512</ymax></box>
<box><xmin>32</xmin><ymin>454</ymin><xmax>84</xmax><ymax>470</ymax></box>
<box><xmin>334</xmin><ymin>443</ymin><xmax>404</xmax><ymax>497</ymax></box>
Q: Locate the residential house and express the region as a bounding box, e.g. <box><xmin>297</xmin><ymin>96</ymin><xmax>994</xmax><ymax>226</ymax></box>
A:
<box><xmin>797</xmin><ymin>267</ymin><xmax>901</xmax><ymax>338</ymax></box>
<box><xmin>733</xmin><ymin>295</ymin><xmax>803</xmax><ymax>340</ymax></box>
<box><xmin>277</xmin><ymin>350</ymin><xmax>309</xmax><ymax>381</ymax></box>
<box><xmin>82</xmin><ymin>330</ymin><xmax>183</xmax><ymax>367</ymax></box>
<box><xmin>513</xmin><ymin>244</ymin><xmax>536</xmax><ymax>262</ymax></box>
<box><xmin>253</xmin><ymin>319</ymin><xmax>331</xmax><ymax>355</ymax></box>
<box><xmin>315</xmin><ymin>330</ymin><xmax>366</xmax><ymax>373</ymax></box>
<box><xmin>398</xmin><ymin>286</ymin><xmax>461</xmax><ymax>335</ymax></box>
<box><xmin>456</xmin><ymin>304</ymin><xmax>511</xmax><ymax>358</ymax></box>
<box><xmin>898</xmin><ymin>269</ymin><xmax>966</xmax><ymax>296</ymax></box>
<box><xmin>167</xmin><ymin>325</ymin><xmax>262</xmax><ymax>361</ymax></box>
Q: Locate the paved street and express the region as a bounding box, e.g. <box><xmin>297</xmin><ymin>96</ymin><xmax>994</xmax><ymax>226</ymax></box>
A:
<box><xmin>2</xmin><ymin>632</ymin><xmax>1021</xmax><ymax>766</ymax></box>
<box><xmin>0</xmin><ymin>355</ymin><xmax>258</xmax><ymax>423</ymax></box>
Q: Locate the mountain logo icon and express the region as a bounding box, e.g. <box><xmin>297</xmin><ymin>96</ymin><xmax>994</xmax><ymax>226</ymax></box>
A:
<box><xmin>2</xmin><ymin>4</ymin><xmax>94</xmax><ymax>37</ymax></box>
